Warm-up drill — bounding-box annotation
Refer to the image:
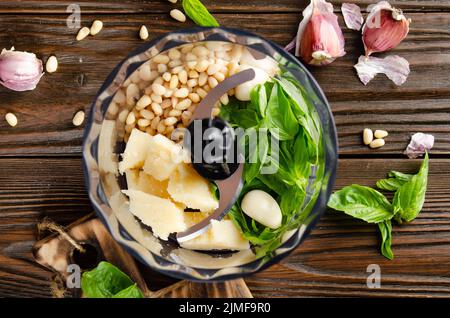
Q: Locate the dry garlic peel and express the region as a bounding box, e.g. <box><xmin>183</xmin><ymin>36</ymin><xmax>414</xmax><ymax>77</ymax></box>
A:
<box><xmin>0</xmin><ymin>48</ymin><xmax>44</xmax><ymax>91</ymax></box>
<box><xmin>362</xmin><ymin>1</ymin><xmax>410</xmax><ymax>57</ymax></box>
<box><xmin>341</xmin><ymin>3</ymin><xmax>363</xmax><ymax>31</ymax></box>
<box><xmin>404</xmin><ymin>133</ymin><xmax>434</xmax><ymax>159</ymax></box>
<box><xmin>294</xmin><ymin>0</ymin><xmax>346</xmax><ymax>65</ymax></box>
<box><xmin>354</xmin><ymin>55</ymin><xmax>410</xmax><ymax>86</ymax></box>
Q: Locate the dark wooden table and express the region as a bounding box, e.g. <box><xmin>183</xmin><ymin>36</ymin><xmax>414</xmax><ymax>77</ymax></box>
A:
<box><xmin>1</xmin><ymin>0</ymin><xmax>449</xmax><ymax>298</ymax></box>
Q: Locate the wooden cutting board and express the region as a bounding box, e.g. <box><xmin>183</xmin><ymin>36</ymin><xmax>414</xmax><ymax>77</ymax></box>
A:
<box><xmin>32</xmin><ymin>213</ymin><xmax>253</xmax><ymax>298</ymax></box>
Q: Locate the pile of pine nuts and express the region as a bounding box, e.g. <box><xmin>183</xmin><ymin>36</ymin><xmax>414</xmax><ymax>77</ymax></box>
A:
<box><xmin>109</xmin><ymin>42</ymin><xmax>245</xmax><ymax>142</ymax></box>
<box><xmin>363</xmin><ymin>128</ymin><xmax>389</xmax><ymax>148</ymax></box>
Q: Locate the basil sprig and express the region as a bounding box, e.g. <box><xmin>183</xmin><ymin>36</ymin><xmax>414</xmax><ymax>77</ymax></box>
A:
<box><xmin>182</xmin><ymin>0</ymin><xmax>219</xmax><ymax>27</ymax></box>
<box><xmin>81</xmin><ymin>261</ymin><xmax>143</xmax><ymax>298</ymax></box>
<box><xmin>328</xmin><ymin>153</ymin><xmax>429</xmax><ymax>260</ymax></box>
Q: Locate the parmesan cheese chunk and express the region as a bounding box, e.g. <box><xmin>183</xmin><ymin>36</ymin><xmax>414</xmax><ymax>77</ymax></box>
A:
<box><xmin>181</xmin><ymin>212</ymin><xmax>249</xmax><ymax>251</ymax></box>
<box><xmin>168</xmin><ymin>164</ymin><xmax>219</xmax><ymax>212</ymax></box>
<box><xmin>143</xmin><ymin>134</ymin><xmax>184</xmax><ymax>181</ymax></box>
<box><xmin>123</xmin><ymin>189</ymin><xmax>186</xmax><ymax>240</ymax></box>
<box><xmin>119</xmin><ymin>129</ymin><xmax>152</xmax><ymax>174</ymax></box>
<box><xmin>125</xmin><ymin>170</ymin><xmax>170</xmax><ymax>198</ymax></box>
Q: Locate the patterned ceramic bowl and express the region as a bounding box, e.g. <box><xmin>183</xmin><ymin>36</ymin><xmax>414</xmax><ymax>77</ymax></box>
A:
<box><xmin>82</xmin><ymin>27</ymin><xmax>338</xmax><ymax>281</ymax></box>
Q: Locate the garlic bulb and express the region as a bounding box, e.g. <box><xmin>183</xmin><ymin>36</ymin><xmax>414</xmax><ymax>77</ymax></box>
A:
<box><xmin>362</xmin><ymin>1</ymin><xmax>410</xmax><ymax>56</ymax></box>
<box><xmin>295</xmin><ymin>0</ymin><xmax>346</xmax><ymax>65</ymax></box>
<box><xmin>0</xmin><ymin>47</ymin><xmax>44</xmax><ymax>91</ymax></box>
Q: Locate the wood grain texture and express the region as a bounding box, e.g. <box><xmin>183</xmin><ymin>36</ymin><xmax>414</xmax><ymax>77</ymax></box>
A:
<box><xmin>0</xmin><ymin>0</ymin><xmax>449</xmax><ymax>13</ymax></box>
<box><xmin>0</xmin><ymin>12</ymin><xmax>449</xmax><ymax>155</ymax></box>
<box><xmin>0</xmin><ymin>157</ymin><xmax>449</xmax><ymax>297</ymax></box>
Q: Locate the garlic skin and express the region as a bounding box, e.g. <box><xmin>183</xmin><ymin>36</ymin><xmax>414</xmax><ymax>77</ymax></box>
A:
<box><xmin>362</xmin><ymin>1</ymin><xmax>410</xmax><ymax>56</ymax></box>
<box><xmin>295</xmin><ymin>0</ymin><xmax>346</xmax><ymax>66</ymax></box>
<box><xmin>0</xmin><ymin>48</ymin><xmax>44</xmax><ymax>91</ymax></box>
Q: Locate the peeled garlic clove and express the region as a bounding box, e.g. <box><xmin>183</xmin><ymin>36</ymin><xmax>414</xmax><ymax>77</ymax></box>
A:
<box><xmin>241</xmin><ymin>190</ymin><xmax>282</xmax><ymax>229</ymax></box>
<box><xmin>235</xmin><ymin>65</ymin><xmax>270</xmax><ymax>101</ymax></box>
<box><xmin>0</xmin><ymin>47</ymin><xmax>44</xmax><ymax>91</ymax></box>
<box><xmin>295</xmin><ymin>0</ymin><xmax>345</xmax><ymax>66</ymax></box>
<box><xmin>362</xmin><ymin>2</ymin><xmax>410</xmax><ymax>56</ymax></box>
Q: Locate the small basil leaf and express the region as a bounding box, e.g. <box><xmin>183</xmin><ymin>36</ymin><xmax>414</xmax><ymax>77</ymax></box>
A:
<box><xmin>81</xmin><ymin>261</ymin><xmax>136</xmax><ymax>298</ymax></box>
<box><xmin>328</xmin><ymin>185</ymin><xmax>393</xmax><ymax>223</ymax></box>
<box><xmin>112</xmin><ymin>284</ymin><xmax>144</xmax><ymax>298</ymax></box>
<box><xmin>250</xmin><ymin>84</ymin><xmax>268</xmax><ymax>118</ymax></box>
<box><xmin>392</xmin><ymin>153</ymin><xmax>429</xmax><ymax>222</ymax></box>
<box><xmin>388</xmin><ymin>171</ymin><xmax>414</xmax><ymax>181</ymax></box>
<box><xmin>231</xmin><ymin>109</ymin><xmax>260</xmax><ymax>128</ymax></box>
<box><xmin>266</xmin><ymin>83</ymin><xmax>299</xmax><ymax>141</ymax></box>
<box><xmin>274</xmin><ymin>77</ymin><xmax>309</xmax><ymax>116</ymax></box>
<box><xmin>182</xmin><ymin>0</ymin><xmax>219</xmax><ymax>27</ymax></box>
<box><xmin>378</xmin><ymin>220</ymin><xmax>394</xmax><ymax>260</ymax></box>
<box><xmin>377</xmin><ymin>171</ymin><xmax>414</xmax><ymax>191</ymax></box>
<box><xmin>244</xmin><ymin>133</ymin><xmax>269</xmax><ymax>184</ymax></box>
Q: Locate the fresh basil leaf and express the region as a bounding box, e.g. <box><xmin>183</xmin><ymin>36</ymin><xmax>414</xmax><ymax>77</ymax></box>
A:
<box><xmin>328</xmin><ymin>185</ymin><xmax>394</xmax><ymax>223</ymax></box>
<box><xmin>377</xmin><ymin>171</ymin><xmax>413</xmax><ymax>191</ymax></box>
<box><xmin>258</xmin><ymin>172</ymin><xmax>288</xmax><ymax>195</ymax></box>
<box><xmin>244</xmin><ymin>133</ymin><xmax>269</xmax><ymax>184</ymax></box>
<box><xmin>378</xmin><ymin>220</ymin><xmax>394</xmax><ymax>260</ymax></box>
<box><xmin>266</xmin><ymin>83</ymin><xmax>299</xmax><ymax>141</ymax></box>
<box><xmin>210</xmin><ymin>182</ymin><xmax>219</xmax><ymax>201</ymax></box>
<box><xmin>112</xmin><ymin>284</ymin><xmax>143</xmax><ymax>298</ymax></box>
<box><xmin>280</xmin><ymin>186</ymin><xmax>306</xmax><ymax>217</ymax></box>
<box><xmin>81</xmin><ymin>261</ymin><xmax>142</xmax><ymax>298</ymax></box>
<box><xmin>231</xmin><ymin>109</ymin><xmax>260</xmax><ymax>128</ymax></box>
<box><xmin>274</xmin><ymin>76</ymin><xmax>309</xmax><ymax>116</ymax></box>
<box><xmin>250</xmin><ymin>84</ymin><xmax>268</xmax><ymax>118</ymax></box>
<box><xmin>182</xmin><ymin>0</ymin><xmax>219</xmax><ymax>27</ymax></box>
<box><xmin>392</xmin><ymin>153</ymin><xmax>429</xmax><ymax>222</ymax></box>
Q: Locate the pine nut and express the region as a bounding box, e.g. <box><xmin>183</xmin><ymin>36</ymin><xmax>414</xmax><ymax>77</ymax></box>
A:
<box><xmin>207</xmin><ymin>63</ymin><xmax>221</xmax><ymax>76</ymax></box>
<box><xmin>188</xmin><ymin>93</ymin><xmax>200</xmax><ymax>103</ymax></box>
<box><xmin>169</xmin><ymin>109</ymin><xmax>182</xmax><ymax>117</ymax></box>
<box><xmin>139</xmin><ymin>25</ymin><xmax>149</xmax><ymax>40</ymax></box>
<box><xmin>163</xmin><ymin>89</ymin><xmax>173</xmax><ymax>98</ymax></box>
<box><xmin>161</xmin><ymin>99</ymin><xmax>172</xmax><ymax>109</ymax></box>
<box><xmin>220</xmin><ymin>94</ymin><xmax>229</xmax><ymax>105</ymax></box>
<box><xmin>90</xmin><ymin>20</ymin><xmax>103</xmax><ymax>36</ymax></box>
<box><xmin>374</xmin><ymin>130</ymin><xmax>389</xmax><ymax>139</ymax></box>
<box><xmin>162</xmin><ymin>72</ymin><xmax>171</xmax><ymax>82</ymax></box>
<box><xmin>151</xmin><ymin>83</ymin><xmax>166</xmax><ymax>96</ymax></box>
<box><xmin>126</xmin><ymin>112</ymin><xmax>136</xmax><ymax>125</ymax></box>
<box><xmin>175</xmin><ymin>98</ymin><xmax>192</xmax><ymax>110</ymax></box>
<box><xmin>181</xmin><ymin>110</ymin><xmax>192</xmax><ymax>120</ymax></box>
<box><xmin>153</xmin><ymin>54</ymin><xmax>170</xmax><ymax>64</ymax></box>
<box><xmin>153</xmin><ymin>76</ymin><xmax>164</xmax><ymax>85</ymax></box>
<box><xmin>167</xmin><ymin>0</ymin><xmax>177</xmax><ymax>3</ymax></box>
<box><xmin>185</xmin><ymin>53</ymin><xmax>197</xmax><ymax>62</ymax></box>
<box><xmin>118</xmin><ymin>109</ymin><xmax>129</xmax><ymax>122</ymax></box>
<box><xmin>171</xmin><ymin>97</ymin><xmax>178</xmax><ymax>108</ymax></box>
<box><xmin>187</xmin><ymin>79</ymin><xmax>197</xmax><ymax>88</ymax></box>
<box><xmin>45</xmin><ymin>56</ymin><xmax>58</xmax><ymax>73</ymax></box>
<box><xmin>126</xmin><ymin>83</ymin><xmax>140</xmax><ymax>102</ymax></box>
<box><xmin>114</xmin><ymin>89</ymin><xmax>126</xmax><ymax>104</ymax></box>
<box><xmin>174</xmin><ymin>87</ymin><xmax>189</xmax><ymax>98</ymax></box>
<box><xmin>208</xmin><ymin>76</ymin><xmax>218</xmax><ymax>88</ymax></box>
<box><xmin>369</xmin><ymin>139</ymin><xmax>385</xmax><ymax>149</ymax></box>
<box><xmin>151</xmin><ymin>93</ymin><xmax>163</xmax><ymax>104</ymax></box>
<box><xmin>136</xmin><ymin>95</ymin><xmax>152</xmax><ymax>110</ymax></box>
<box><xmin>171</xmin><ymin>66</ymin><xmax>184</xmax><ymax>74</ymax></box>
<box><xmin>192</xmin><ymin>46</ymin><xmax>209</xmax><ymax>57</ymax></box>
<box><xmin>140</xmin><ymin>109</ymin><xmax>155</xmax><ymax>120</ymax></box>
<box><xmin>151</xmin><ymin>116</ymin><xmax>160</xmax><ymax>129</ymax></box>
<box><xmin>5</xmin><ymin>113</ymin><xmax>17</xmax><ymax>127</ymax></box>
<box><xmin>139</xmin><ymin>65</ymin><xmax>156</xmax><ymax>81</ymax></box>
<box><xmin>157</xmin><ymin>63</ymin><xmax>168</xmax><ymax>73</ymax></box>
<box><xmin>169</xmin><ymin>75</ymin><xmax>179</xmax><ymax>89</ymax></box>
<box><xmin>211</xmin><ymin>108</ymin><xmax>220</xmax><ymax>117</ymax></box>
<box><xmin>198</xmin><ymin>72</ymin><xmax>208</xmax><ymax>86</ymax></box>
<box><xmin>168</xmin><ymin>49</ymin><xmax>181</xmax><ymax>60</ymax></box>
<box><xmin>195</xmin><ymin>60</ymin><xmax>210</xmax><ymax>73</ymax></box>
<box><xmin>196</xmin><ymin>87</ymin><xmax>207</xmax><ymax>99</ymax></box>
<box><xmin>363</xmin><ymin>128</ymin><xmax>374</xmax><ymax>145</ymax></box>
<box><xmin>137</xmin><ymin>118</ymin><xmax>150</xmax><ymax>127</ymax></box>
<box><xmin>76</xmin><ymin>27</ymin><xmax>90</xmax><ymax>41</ymax></box>
<box><xmin>214</xmin><ymin>72</ymin><xmax>225</xmax><ymax>82</ymax></box>
<box><xmin>168</xmin><ymin>59</ymin><xmax>182</xmax><ymax>68</ymax></box>
<box><xmin>157</xmin><ymin>121</ymin><xmax>166</xmax><ymax>133</ymax></box>
<box><xmin>188</xmin><ymin>70</ymin><xmax>199</xmax><ymax>79</ymax></box>
<box><xmin>151</xmin><ymin>103</ymin><xmax>163</xmax><ymax>115</ymax></box>
<box><xmin>164</xmin><ymin>117</ymin><xmax>178</xmax><ymax>126</ymax></box>
<box><xmin>170</xmin><ymin>9</ymin><xmax>186</xmax><ymax>22</ymax></box>
<box><xmin>186</xmin><ymin>60</ymin><xmax>197</xmax><ymax>70</ymax></box>
<box><xmin>163</xmin><ymin>108</ymin><xmax>171</xmax><ymax>117</ymax></box>
<box><xmin>108</xmin><ymin>102</ymin><xmax>119</xmax><ymax>116</ymax></box>
<box><xmin>71</xmin><ymin>110</ymin><xmax>85</xmax><ymax>126</ymax></box>
<box><xmin>181</xmin><ymin>44</ymin><xmax>194</xmax><ymax>54</ymax></box>
<box><xmin>178</xmin><ymin>70</ymin><xmax>188</xmax><ymax>84</ymax></box>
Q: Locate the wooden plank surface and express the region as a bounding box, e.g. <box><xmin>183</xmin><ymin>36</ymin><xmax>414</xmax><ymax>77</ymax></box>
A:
<box><xmin>0</xmin><ymin>0</ymin><xmax>449</xmax><ymax>13</ymax></box>
<box><xmin>0</xmin><ymin>12</ymin><xmax>449</xmax><ymax>155</ymax></box>
<box><xmin>0</xmin><ymin>0</ymin><xmax>449</xmax><ymax>298</ymax></box>
<box><xmin>1</xmin><ymin>157</ymin><xmax>449</xmax><ymax>297</ymax></box>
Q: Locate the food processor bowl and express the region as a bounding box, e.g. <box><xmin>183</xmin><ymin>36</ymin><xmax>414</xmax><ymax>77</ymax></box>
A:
<box><xmin>82</xmin><ymin>27</ymin><xmax>338</xmax><ymax>281</ymax></box>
